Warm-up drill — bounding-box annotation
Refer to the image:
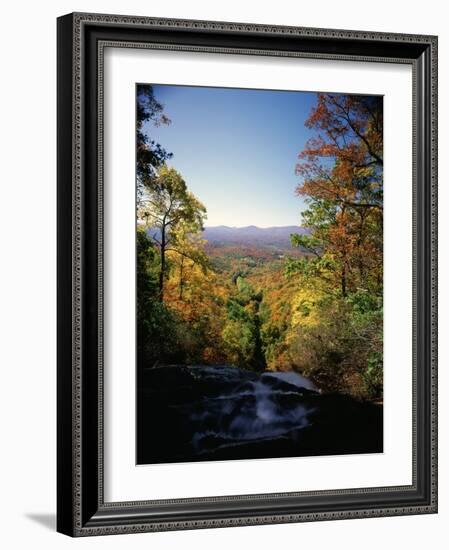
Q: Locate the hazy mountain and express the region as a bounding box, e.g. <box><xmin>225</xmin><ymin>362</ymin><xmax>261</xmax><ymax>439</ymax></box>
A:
<box><xmin>202</xmin><ymin>225</ymin><xmax>307</xmax><ymax>248</ymax></box>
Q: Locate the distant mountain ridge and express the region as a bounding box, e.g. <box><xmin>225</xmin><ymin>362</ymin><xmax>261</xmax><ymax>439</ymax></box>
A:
<box><xmin>202</xmin><ymin>225</ymin><xmax>307</xmax><ymax>248</ymax></box>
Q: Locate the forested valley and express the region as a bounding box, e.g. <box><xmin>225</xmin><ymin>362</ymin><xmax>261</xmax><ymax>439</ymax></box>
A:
<box><xmin>136</xmin><ymin>85</ymin><xmax>383</xmax><ymax>403</ymax></box>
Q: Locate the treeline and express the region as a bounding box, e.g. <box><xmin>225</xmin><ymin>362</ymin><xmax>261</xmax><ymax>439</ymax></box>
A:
<box><xmin>136</xmin><ymin>85</ymin><xmax>266</xmax><ymax>369</ymax></box>
<box><xmin>136</xmin><ymin>85</ymin><xmax>213</xmax><ymax>367</ymax></box>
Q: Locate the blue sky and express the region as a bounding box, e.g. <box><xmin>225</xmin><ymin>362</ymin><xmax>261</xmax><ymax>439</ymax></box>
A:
<box><xmin>143</xmin><ymin>84</ymin><xmax>317</xmax><ymax>227</ymax></box>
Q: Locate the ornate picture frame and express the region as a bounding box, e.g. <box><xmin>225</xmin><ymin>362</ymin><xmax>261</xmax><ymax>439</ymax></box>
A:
<box><xmin>57</xmin><ymin>12</ymin><xmax>437</xmax><ymax>536</ymax></box>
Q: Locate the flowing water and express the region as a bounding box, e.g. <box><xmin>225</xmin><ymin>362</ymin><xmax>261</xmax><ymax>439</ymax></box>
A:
<box><xmin>186</xmin><ymin>367</ymin><xmax>317</xmax><ymax>454</ymax></box>
<box><xmin>137</xmin><ymin>364</ymin><xmax>383</xmax><ymax>464</ymax></box>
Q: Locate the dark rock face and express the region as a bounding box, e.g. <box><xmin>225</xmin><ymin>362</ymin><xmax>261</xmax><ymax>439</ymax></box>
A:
<box><xmin>137</xmin><ymin>365</ymin><xmax>383</xmax><ymax>465</ymax></box>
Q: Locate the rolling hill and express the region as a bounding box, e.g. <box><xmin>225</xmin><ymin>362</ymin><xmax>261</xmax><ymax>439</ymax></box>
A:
<box><xmin>202</xmin><ymin>225</ymin><xmax>307</xmax><ymax>249</ymax></box>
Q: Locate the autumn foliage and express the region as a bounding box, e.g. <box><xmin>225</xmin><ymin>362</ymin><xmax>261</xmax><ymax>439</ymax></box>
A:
<box><xmin>289</xmin><ymin>93</ymin><xmax>383</xmax><ymax>397</ymax></box>
<box><xmin>136</xmin><ymin>87</ymin><xmax>383</xmax><ymax>400</ymax></box>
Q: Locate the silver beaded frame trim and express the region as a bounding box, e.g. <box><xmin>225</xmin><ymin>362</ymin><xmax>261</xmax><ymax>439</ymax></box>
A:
<box><xmin>70</xmin><ymin>12</ymin><xmax>437</xmax><ymax>536</ymax></box>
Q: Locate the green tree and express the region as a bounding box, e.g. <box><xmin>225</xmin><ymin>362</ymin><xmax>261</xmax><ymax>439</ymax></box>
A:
<box><xmin>139</xmin><ymin>165</ymin><xmax>207</xmax><ymax>301</ymax></box>
<box><xmin>168</xmin><ymin>220</ymin><xmax>210</xmax><ymax>300</ymax></box>
<box><xmin>136</xmin><ymin>228</ymin><xmax>182</xmax><ymax>368</ymax></box>
<box><xmin>222</xmin><ymin>277</ymin><xmax>265</xmax><ymax>370</ymax></box>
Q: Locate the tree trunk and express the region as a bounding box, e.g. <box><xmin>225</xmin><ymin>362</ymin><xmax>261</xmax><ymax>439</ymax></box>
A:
<box><xmin>179</xmin><ymin>255</ymin><xmax>185</xmax><ymax>300</ymax></box>
<box><xmin>159</xmin><ymin>223</ymin><xmax>166</xmax><ymax>301</ymax></box>
<box><xmin>341</xmin><ymin>262</ymin><xmax>347</xmax><ymax>298</ymax></box>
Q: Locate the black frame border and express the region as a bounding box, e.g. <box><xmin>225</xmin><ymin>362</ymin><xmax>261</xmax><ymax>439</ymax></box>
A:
<box><xmin>57</xmin><ymin>12</ymin><xmax>437</xmax><ymax>537</ymax></box>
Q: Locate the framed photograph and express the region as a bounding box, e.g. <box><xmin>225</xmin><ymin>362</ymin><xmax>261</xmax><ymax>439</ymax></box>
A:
<box><xmin>57</xmin><ymin>12</ymin><xmax>438</xmax><ymax>536</ymax></box>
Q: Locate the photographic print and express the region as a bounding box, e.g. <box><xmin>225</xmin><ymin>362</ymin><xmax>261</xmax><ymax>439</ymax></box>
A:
<box><xmin>136</xmin><ymin>84</ymin><xmax>384</xmax><ymax>465</ymax></box>
<box><xmin>57</xmin><ymin>15</ymin><xmax>437</xmax><ymax>534</ymax></box>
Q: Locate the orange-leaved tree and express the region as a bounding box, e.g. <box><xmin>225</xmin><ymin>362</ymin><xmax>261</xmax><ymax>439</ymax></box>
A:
<box><xmin>292</xmin><ymin>93</ymin><xmax>383</xmax><ymax>297</ymax></box>
<box><xmin>287</xmin><ymin>93</ymin><xmax>384</xmax><ymax>398</ymax></box>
